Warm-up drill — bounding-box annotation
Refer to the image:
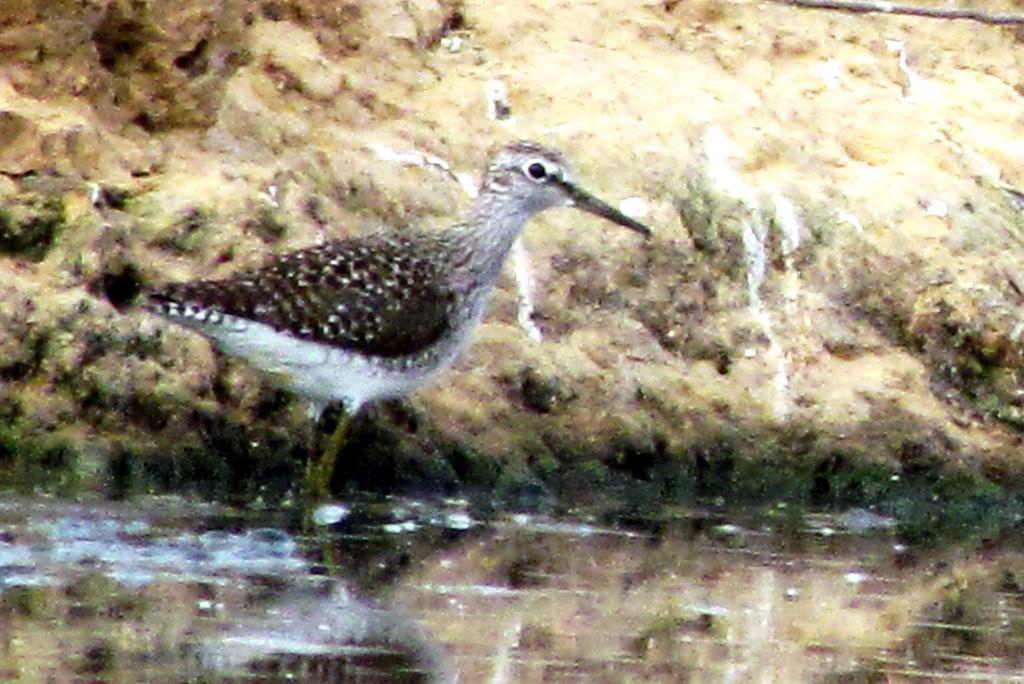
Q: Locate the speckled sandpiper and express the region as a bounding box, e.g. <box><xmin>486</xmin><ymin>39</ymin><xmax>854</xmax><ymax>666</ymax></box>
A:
<box><xmin>147</xmin><ymin>141</ymin><xmax>652</xmax><ymax>501</ymax></box>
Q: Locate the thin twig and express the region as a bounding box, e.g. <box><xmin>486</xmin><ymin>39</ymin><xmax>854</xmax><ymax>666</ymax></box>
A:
<box><xmin>774</xmin><ymin>0</ymin><xmax>1024</xmax><ymax>25</ymax></box>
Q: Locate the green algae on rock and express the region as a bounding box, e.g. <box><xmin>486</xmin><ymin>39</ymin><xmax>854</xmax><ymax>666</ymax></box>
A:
<box><xmin>0</xmin><ymin>194</ymin><xmax>66</xmax><ymax>261</ymax></box>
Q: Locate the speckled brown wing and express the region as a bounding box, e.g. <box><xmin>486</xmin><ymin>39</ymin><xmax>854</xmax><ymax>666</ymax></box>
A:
<box><xmin>148</xmin><ymin>234</ymin><xmax>460</xmax><ymax>359</ymax></box>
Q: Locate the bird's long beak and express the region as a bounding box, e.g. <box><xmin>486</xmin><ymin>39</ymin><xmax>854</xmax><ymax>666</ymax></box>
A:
<box><xmin>557</xmin><ymin>178</ymin><xmax>652</xmax><ymax>238</ymax></box>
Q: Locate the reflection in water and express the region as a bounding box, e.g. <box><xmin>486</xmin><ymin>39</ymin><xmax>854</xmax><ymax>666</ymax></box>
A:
<box><xmin>200</xmin><ymin>581</ymin><xmax>453</xmax><ymax>683</ymax></box>
<box><xmin>0</xmin><ymin>497</ymin><xmax>1023</xmax><ymax>682</ymax></box>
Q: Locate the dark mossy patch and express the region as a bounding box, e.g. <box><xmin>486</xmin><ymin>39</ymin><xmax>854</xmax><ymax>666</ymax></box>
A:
<box><xmin>916</xmin><ymin>312</ymin><xmax>1024</xmax><ymax>430</ymax></box>
<box><xmin>489</xmin><ymin>426</ymin><xmax>1024</xmax><ymax>546</ymax></box>
<box><xmin>295</xmin><ymin>414</ymin><xmax>1024</xmax><ymax>544</ymax></box>
<box><xmin>0</xmin><ymin>328</ymin><xmax>51</xmax><ymax>382</ymax></box>
<box><xmin>839</xmin><ymin>242</ymin><xmax>1024</xmax><ymax>434</ymax></box>
<box><xmin>0</xmin><ymin>426</ymin><xmax>83</xmax><ymax>496</ymax></box>
<box><xmin>59</xmin><ymin>365</ymin><xmax>120</xmax><ymax>419</ymax></box>
<box><xmin>105</xmin><ymin>411</ymin><xmax>304</xmax><ymax>504</ymax></box>
<box><xmin>150</xmin><ymin>207</ymin><xmax>213</xmax><ymax>254</ymax></box>
<box><xmin>124</xmin><ymin>389</ymin><xmax>174</xmax><ymax>432</ymax></box>
<box><xmin>0</xmin><ymin>585</ymin><xmax>52</xmax><ymax>618</ymax></box>
<box><xmin>445</xmin><ymin>443</ymin><xmax>502</xmax><ymax>490</ymax></box>
<box><xmin>491</xmin><ymin>462</ymin><xmax>554</xmax><ymax>512</ymax></box>
<box><xmin>0</xmin><ymin>193</ymin><xmax>66</xmax><ymax>261</ymax></box>
<box><xmin>93</xmin><ymin>8</ymin><xmax>152</xmax><ymax>72</ymax></box>
<box><xmin>328</xmin><ymin>405</ymin><xmax>460</xmax><ymax>497</ymax></box>
<box><xmin>88</xmin><ymin>260</ymin><xmax>146</xmax><ymax>310</ymax></box>
<box><xmin>515</xmin><ymin>366</ymin><xmax>576</xmax><ymax>414</ymax></box>
<box><xmin>883</xmin><ymin>471</ymin><xmax>1019</xmax><ymax>545</ymax></box>
<box><xmin>173</xmin><ymin>37</ymin><xmax>211</xmax><ymax>77</ymax></box>
<box><xmin>51</xmin><ymin>331</ymin><xmax>165</xmax><ymax>426</ymax></box>
<box><xmin>0</xmin><ymin>394</ymin><xmax>24</xmax><ymax>423</ymax></box>
<box><xmin>245</xmin><ymin>204</ymin><xmax>288</xmax><ymax>243</ymax></box>
<box><xmin>626</xmin><ymin>235</ymin><xmax>743</xmax><ymax>363</ymax></box>
<box><xmin>674</xmin><ymin>174</ymin><xmax>742</xmax><ymax>265</ymax></box>
<box><xmin>603</xmin><ymin>432</ymin><xmax>685</xmax><ymax>489</ymax></box>
<box><xmin>76</xmin><ymin>640</ymin><xmax>117</xmax><ymax>676</ymax></box>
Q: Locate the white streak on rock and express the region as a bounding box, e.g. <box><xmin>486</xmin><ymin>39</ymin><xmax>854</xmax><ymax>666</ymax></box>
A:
<box><xmin>704</xmin><ymin>127</ymin><xmax>790</xmax><ymax>422</ymax></box>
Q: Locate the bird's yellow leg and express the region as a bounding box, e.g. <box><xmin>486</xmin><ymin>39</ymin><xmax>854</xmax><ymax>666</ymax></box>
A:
<box><xmin>303</xmin><ymin>408</ymin><xmax>350</xmax><ymax>502</ymax></box>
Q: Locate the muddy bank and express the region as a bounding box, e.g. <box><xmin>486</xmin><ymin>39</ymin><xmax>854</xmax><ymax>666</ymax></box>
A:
<box><xmin>1</xmin><ymin>1</ymin><xmax>1024</xmax><ymax>518</ymax></box>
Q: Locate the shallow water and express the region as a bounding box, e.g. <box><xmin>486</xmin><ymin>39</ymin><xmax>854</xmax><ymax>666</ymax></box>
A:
<box><xmin>1</xmin><ymin>495</ymin><xmax>1023</xmax><ymax>683</ymax></box>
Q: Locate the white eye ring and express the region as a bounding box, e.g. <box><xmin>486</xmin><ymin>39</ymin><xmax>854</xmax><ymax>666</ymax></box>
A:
<box><xmin>523</xmin><ymin>159</ymin><xmax>553</xmax><ymax>182</ymax></box>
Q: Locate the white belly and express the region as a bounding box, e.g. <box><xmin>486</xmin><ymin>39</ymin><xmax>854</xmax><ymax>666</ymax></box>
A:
<box><xmin>186</xmin><ymin>314</ymin><xmax>458</xmax><ymax>413</ymax></box>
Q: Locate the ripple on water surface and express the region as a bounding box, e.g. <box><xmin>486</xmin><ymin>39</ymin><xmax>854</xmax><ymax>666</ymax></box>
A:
<box><xmin>0</xmin><ymin>497</ymin><xmax>1023</xmax><ymax>683</ymax></box>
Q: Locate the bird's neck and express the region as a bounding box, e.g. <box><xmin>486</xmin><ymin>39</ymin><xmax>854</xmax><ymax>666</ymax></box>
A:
<box><xmin>451</xmin><ymin>190</ymin><xmax>538</xmax><ymax>289</ymax></box>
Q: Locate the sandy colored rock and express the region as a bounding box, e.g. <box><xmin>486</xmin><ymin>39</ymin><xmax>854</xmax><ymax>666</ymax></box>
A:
<box><xmin>1</xmin><ymin>0</ymin><xmax>1024</xmax><ymax>503</ymax></box>
<box><xmin>249</xmin><ymin>21</ymin><xmax>345</xmax><ymax>100</ymax></box>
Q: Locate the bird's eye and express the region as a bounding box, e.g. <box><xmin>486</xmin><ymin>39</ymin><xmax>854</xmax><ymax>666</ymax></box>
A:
<box><xmin>525</xmin><ymin>161</ymin><xmax>549</xmax><ymax>181</ymax></box>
